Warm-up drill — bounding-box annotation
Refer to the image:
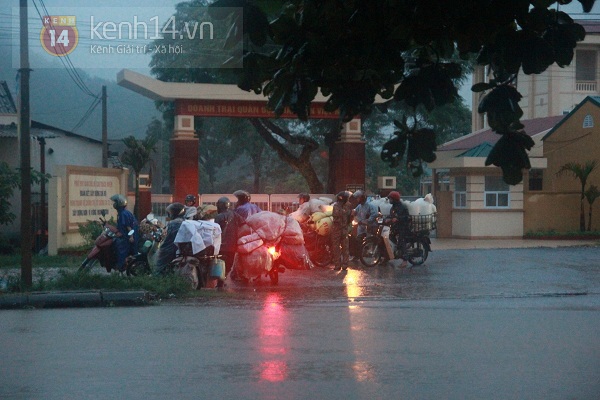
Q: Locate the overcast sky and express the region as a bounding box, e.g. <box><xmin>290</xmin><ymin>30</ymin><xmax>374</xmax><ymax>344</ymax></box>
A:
<box><xmin>3</xmin><ymin>0</ymin><xmax>600</xmax><ymax>110</ymax></box>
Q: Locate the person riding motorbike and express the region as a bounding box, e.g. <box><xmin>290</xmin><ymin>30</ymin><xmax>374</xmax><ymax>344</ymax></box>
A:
<box><xmin>184</xmin><ymin>194</ymin><xmax>198</xmax><ymax>220</ymax></box>
<box><xmin>110</xmin><ymin>194</ymin><xmax>139</xmax><ymax>272</ymax></box>
<box><xmin>386</xmin><ymin>191</ymin><xmax>410</xmax><ymax>267</ymax></box>
<box><xmin>154</xmin><ymin>202</ymin><xmax>185</xmax><ymax>275</ymax></box>
<box><xmin>331</xmin><ymin>190</ymin><xmax>353</xmax><ymax>271</ymax></box>
<box><xmin>233</xmin><ymin>190</ymin><xmax>261</xmax><ymax>220</ymax></box>
<box><xmin>214</xmin><ymin>197</ymin><xmax>243</xmax><ymax>281</ymax></box>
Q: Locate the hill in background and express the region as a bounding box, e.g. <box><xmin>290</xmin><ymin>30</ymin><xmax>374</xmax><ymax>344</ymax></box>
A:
<box><xmin>1</xmin><ymin>33</ymin><xmax>160</xmax><ymax>141</ymax></box>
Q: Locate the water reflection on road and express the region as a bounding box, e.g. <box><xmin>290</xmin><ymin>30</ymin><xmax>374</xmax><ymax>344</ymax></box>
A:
<box><xmin>2</xmin><ymin>247</ymin><xmax>600</xmax><ymax>399</ymax></box>
<box><xmin>258</xmin><ymin>293</ymin><xmax>288</xmax><ymax>382</ymax></box>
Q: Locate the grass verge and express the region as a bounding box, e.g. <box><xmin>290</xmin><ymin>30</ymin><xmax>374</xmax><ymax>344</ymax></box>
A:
<box><xmin>2</xmin><ymin>270</ymin><xmax>193</xmax><ymax>298</ymax></box>
<box><xmin>0</xmin><ymin>254</ymin><xmax>82</xmax><ymax>269</ymax></box>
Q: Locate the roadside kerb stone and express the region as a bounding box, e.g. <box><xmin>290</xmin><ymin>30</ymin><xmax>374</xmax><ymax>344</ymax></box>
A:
<box><xmin>0</xmin><ymin>290</ymin><xmax>150</xmax><ymax>309</ymax></box>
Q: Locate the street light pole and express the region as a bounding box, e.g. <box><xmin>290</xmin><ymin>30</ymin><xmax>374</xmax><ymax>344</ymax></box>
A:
<box><xmin>19</xmin><ymin>0</ymin><xmax>32</xmax><ymax>286</ymax></box>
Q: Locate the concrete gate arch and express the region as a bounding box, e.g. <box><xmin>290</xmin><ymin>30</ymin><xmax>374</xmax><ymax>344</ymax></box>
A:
<box><xmin>117</xmin><ymin>69</ymin><xmax>365</xmax><ymax>201</ymax></box>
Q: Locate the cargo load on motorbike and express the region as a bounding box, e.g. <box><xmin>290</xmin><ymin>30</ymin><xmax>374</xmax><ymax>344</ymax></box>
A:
<box><xmin>233</xmin><ymin>211</ymin><xmax>311</xmax><ymax>283</ymax></box>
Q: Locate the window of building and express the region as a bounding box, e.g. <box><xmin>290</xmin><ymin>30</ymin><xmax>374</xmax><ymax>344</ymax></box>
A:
<box><xmin>583</xmin><ymin>114</ymin><xmax>594</xmax><ymax>128</ymax></box>
<box><xmin>528</xmin><ymin>169</ymin><xmax>543</xmax><ymax>191</ymax></box>
<box><xmin>485</xmin><ymin>176</ymin><xmax>510</xmax><ymax>208</ymax></box>
<box><xmin>576</xmin><ymin>50</ymin><xmax>597</xmax><ymax>91</ymax></box>
<box><xmin>454</xmin><ymin>176</ymin><xmax>467</xmax><ymax>208</ymax></box>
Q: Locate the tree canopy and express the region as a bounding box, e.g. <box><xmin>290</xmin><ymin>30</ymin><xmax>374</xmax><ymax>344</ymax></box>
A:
<box><xmin>208</xmin><ymin>0</ymin><xmax>596</xmax><ymax>184</ymax></box>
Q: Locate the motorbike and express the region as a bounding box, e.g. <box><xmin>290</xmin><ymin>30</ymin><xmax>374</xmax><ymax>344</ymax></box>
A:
<box><xmin>169</xmin><ymin>244</ymin><xmax>224</xmax><ymax>289</ymax></box>
<box><xmin>232</xmin><ymin>240</ymin><xmax>285</xmax><ymax>285</ymax></box>
<box><xmin>78</xmin><ymin>212</ymin><xmax>120</xmax><ymax>273</ymax></box>
<box><xmin>125</xmin><ymin>226</ymin><xmax>163</xmax><ymax>277</ymax></box>
<box><xmin>359</xmin><ymin>213</ymin><xmax>436</xmax><ymax>267</ymax></box>
<box><xmin>302</xmin><ymin>224</ymin><xmax>333</xmax><ymax>268</ymax></box>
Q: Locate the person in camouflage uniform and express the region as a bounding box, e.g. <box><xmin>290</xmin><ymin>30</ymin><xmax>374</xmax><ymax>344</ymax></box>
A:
<box><xmin>331</xmin><ymin>191</ymin><xmax>353</xmax><ymax>271</ymax></box>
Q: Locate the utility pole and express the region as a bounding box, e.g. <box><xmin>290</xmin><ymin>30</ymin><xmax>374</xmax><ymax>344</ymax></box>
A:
<box><xmin>102</xmin><ymin>85</ymin><xmax>108</xmax><ymax>167</ymax></box>
<box><xmin>19</xmin><ymin>0</ymin><xmax>32</xmax><ymax>287</ymax></box>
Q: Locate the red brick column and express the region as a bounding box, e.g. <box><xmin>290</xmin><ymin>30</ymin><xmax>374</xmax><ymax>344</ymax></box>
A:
<box><xmin>170</xmin><ymin>114</ymin><xmax>198</xmax><ymax>202</ymax></box>
<box><xmin>137</xmin><ymin>188</ymin><xmax>152</xmax><ymax>218</ymax></box>
<box><xmin>329</xmin><ymin>118</ymin><xmax>365</xmax><ymax>192</ymax></box>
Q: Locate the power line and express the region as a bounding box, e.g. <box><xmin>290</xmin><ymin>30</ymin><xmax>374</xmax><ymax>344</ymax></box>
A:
<box><xmin>71</xmin><ymin>94</ymin><xmax>101</xmax><ymax>132</ymax></box>
<box><xmin>30</xmin><ymin>0</ymin><xmax>99</xmax><ymax>99</ymax></box>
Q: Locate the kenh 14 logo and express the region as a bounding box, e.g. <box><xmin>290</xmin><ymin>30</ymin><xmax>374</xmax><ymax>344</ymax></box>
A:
<box><xmin>40</xmin><ymin>15</ymin><xmax>79</xmax><ymax>56</ymax></box>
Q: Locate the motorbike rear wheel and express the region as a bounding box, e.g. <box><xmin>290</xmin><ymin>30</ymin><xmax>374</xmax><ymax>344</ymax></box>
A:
<box><xmin>407</xmin><ymin>239</ymin><xmax>428</xmax><ymax>266</ymax></box>
<box><xmin>309</xmin><ymin>243</ymin><xmax>333</xmax><ymax>268</ymax></box>
<box><xmin>359</xmin><ymin>237</ymin><xmax>387</xmax><ymax>267</ymax></box>
<box><xmin>126</xmin><ymin>259</ymin><xmax>151</xmax><ymax>277</ymax></box>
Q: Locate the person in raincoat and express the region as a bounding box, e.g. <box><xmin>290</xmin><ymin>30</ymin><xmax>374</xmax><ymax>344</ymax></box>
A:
<box><xmin>233</xmin><ymin>190</ymin><xmax>261</xmax><ymax>220</ymax></box>
<box><xmin>110</xmin><ymin>194</ymin><xmax>139</xmax><ymax>272</ymax></box>
<box><xmin>154</xmin><ymin>202</ymin><xmax>185</xmax><ymax>275</ymax></box>
<box><xmin>214</xmin><ymin>197</ymin><xmax>243</xmax><ymax>279</ymax></box>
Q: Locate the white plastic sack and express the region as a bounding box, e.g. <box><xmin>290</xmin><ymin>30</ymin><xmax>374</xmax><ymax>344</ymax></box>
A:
<box><xmin>403</xmin><ymin>199</ymin><xmax>420</xmax><ymax>216</ymax></box>
<box><xmin>290</xmin><ymin>202</ymin><xmax>311</xmax><ymax>223</ymax></box>
<box><xmin>371</xmin><ymin>198</ymin><xmax>392</xmax><ymax>216</ymax></box>
<box><xmin>412</xmin><ymin>198</ymin><xmax>433</xmax><ymax>215</ymax></box>
<box><xmin>308</xmin><ymin>198</ymin><xmax>327</xmax><ymax>213</ymax></box>
<box><xmin>245</xmin><ymin>211</ymin><xmax>286</xmax><ymax>242</ymax></box>
<box><xmin>281</xmin><ymin>217</ymin><xmax>304</xmax><ymax>245</ymax></box>
<box><xmin>175</xmin><ymin>220</ymin><xmax>222</xmax><ymax>255</ymax></box>
<box><xmin>233</xmin><ymin>246</ymin><xmax>273</xmax><ymax>279</ymax></box>
<box><xmin>237</xmin><ymin>238</ymin><xmax>263</xmax><ymax>254</ymax></box>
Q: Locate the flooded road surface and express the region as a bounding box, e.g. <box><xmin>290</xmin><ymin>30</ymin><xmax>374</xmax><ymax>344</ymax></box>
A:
<box><xmin>2</xmin><ymin>247</ymin><xmax>599</xmax><ymax>399</ymax></box>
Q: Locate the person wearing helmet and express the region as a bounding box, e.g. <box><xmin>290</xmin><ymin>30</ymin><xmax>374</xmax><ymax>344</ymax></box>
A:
<box><xmin>387</xmin><ymin>191</ymin><xmax>410</xmax><ymax>267</ymax></box>
<box><xmin>184</xmin><ymin>194</ymin><xmax>198</xmax><ymax>220</ymax></box>
<box><xmin>197</xmin><ymin>204</ymin><xmax>218</xmax><ymax>221</ymax></box>
<box><xmin>331</xmin><ymin>190</ymin><xmax>354</xmax><ymax>271</ymax></box>
<box><xmin>110</xmin><ymin>194</ymin><xmax>139</xmax><ymax>272</ymax></box>
<box><xmin>155</xmin><ymin>202</ymin><xmax>185</xmax><ymax>275</ymax></box>
<box><xmin>214</xmin><ymin>196</ymin><xmax>244</xmax><ymax>284</ymax></box>
<box><xmin>233</xmin><ymin>190</ymin><xmax>261</xmax><ymax>220</ymax></box>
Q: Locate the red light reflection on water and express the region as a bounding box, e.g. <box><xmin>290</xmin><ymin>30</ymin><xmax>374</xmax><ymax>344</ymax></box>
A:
<box><xmin>259</xmin><ymin>292</ymin><xmax>288</xmax><ymax>382</ymax></box>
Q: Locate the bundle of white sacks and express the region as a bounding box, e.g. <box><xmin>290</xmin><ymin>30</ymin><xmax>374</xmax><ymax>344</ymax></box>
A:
<box><xmin>294</xmin><ymin>194</ymin><xmax>437</xmax><ymax>235</ymax></box>
<box><xmin>370</xmin><ymin>193</ymin><xmax>437</xmax><ymax>216</ymax></box>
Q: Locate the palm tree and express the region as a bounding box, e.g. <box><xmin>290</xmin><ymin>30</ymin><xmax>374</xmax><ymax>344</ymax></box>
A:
<box><xmin>556</xmin><ymin>160</ymin><xmax>598</xmax><ymax>232</ymax></box>
<box><xmin>584</xmin><ymin>185</ymin><xmax>600</xmax><ymax>231</ymax></box>
<box><xmin>120</xmin><ymin>135</ymin><xmax>158</xmax><ymax>219</ymax></box>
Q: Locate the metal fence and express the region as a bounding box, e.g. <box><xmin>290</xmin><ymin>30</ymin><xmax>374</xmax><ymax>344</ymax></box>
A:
<box><xmin>149</xmin><ymin>193</ymin><xmax>336</xmax><ymax>218</ymax></box>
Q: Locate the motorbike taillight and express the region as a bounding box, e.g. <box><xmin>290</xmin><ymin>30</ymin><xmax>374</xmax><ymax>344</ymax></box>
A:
<box><xmin>268</xmin><ymin>246</ymin><xmax>280</xmax><ymax>260</ymax></box>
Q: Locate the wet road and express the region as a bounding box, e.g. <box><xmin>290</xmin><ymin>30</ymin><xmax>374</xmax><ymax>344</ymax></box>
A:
<box><xmin>2</xmin><ymin>246</ymin><xmax>600</xmax><ymax>399</ymax></box>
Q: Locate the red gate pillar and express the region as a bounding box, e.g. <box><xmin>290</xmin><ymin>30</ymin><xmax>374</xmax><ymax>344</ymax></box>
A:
<box><xmin>170</xmin><ymin>114</ymin><xmax>198</xmax><ymax>202</ymax></box>
<box><xmin>329</xmin><ymin>118</ymin><xmax>366</xmax><ymax>193</ymax></box>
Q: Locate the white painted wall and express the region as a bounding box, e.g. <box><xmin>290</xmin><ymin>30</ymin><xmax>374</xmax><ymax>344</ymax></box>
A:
<box><xmin>2</xmin><ymin>133</ymin><xmax>103</xmax><ymax>237</ymax></box>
